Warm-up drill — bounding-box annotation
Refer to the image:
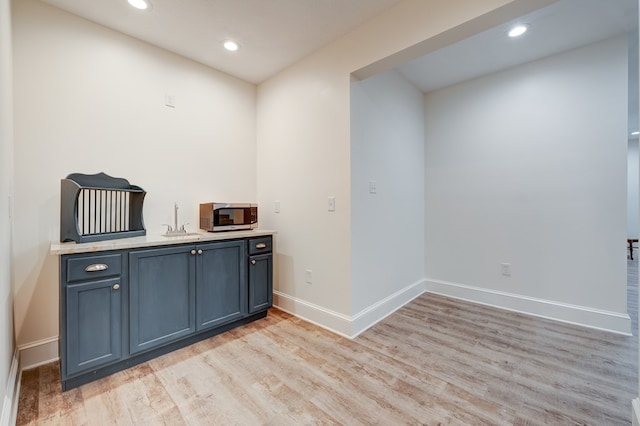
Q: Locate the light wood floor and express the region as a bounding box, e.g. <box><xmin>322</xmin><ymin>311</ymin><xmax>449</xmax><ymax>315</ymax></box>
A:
<box><xmin>17</xmin><ymin>260</ymin><xmax>638</xmax><ymax>425</ymax></box>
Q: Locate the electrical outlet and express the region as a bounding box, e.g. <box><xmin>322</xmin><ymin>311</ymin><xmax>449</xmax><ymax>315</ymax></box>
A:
<box><xmin>369</xmin><ymin>181</ymin><xmax>377</xmax><ymax>194</ymax></box>
<box><xmin>501</xmin><ymin>263</ymin><xmax>511</xmax><ymax>276</ymax></box>
<box><xmin>305</xmin><ymin>269</ymin><xmax>313</xmax><ymax>284</ymax></box>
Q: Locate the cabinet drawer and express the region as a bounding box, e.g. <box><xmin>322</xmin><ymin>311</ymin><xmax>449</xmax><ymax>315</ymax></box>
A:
<box><xmin>66</xmin><ymin>254</ymin><xmax>122</xmax><ymax>283</ymax></box>
<box><xmin>248</xmin><ymin>237</ymin><xmax>272</xmax><ymax>255</ymax></box>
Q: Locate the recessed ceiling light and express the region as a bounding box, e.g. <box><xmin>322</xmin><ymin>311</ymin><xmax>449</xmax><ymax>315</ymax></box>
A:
<box><xmin>128</xmin><ymin>0</ymin><xmax>150</xmax><ymax>10</ymax></box>
<box><xmin>223</xmin><ymin>40</ymin><xmax>240</xmax><ymax>52</ymax></box>
<box><xmin>508</xmin><ymin>24</ymin><xmax>529</xmax><ymax>38</ymax></box>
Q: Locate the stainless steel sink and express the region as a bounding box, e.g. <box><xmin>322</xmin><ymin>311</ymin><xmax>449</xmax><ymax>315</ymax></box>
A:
<box><xmin>161</xmin><ymin>232</ymin><xmax>201</xmax><ymax>238</ymax></box>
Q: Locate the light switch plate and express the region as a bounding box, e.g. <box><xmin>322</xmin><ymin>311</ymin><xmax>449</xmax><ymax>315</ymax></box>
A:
<box><xmin>328</xmin><ymin>196</ymin><xmax>335</xmax><ymax>212</ymax></box>
<box><xmin>165</xmin><ymin>94</ymin><xmax>176</xmax><ymax>108</ymax></box>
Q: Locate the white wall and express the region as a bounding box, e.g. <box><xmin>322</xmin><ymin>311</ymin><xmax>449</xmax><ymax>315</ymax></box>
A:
<box><xmin>635</xmin><ymin>3</ymin><xmax>640</xmax><ymax>423</ymax></box>
<box><xmin>350</xmin><ymin>70</ymin><xmax>425</xmax><ymax>315</ymax></box>
<box><xmin>629</xmin><ymin>139</ymin><xmax>639</xmax><ymax>239</ymax></box>
<box><xmin>629</xmin><ymin>28</ymin><xmax>639</xmax><ymax>239</ymax></box>
<box><xmin>11</xmin><ymin>0</ymin><xmax>559</xmax><ymax>354</ymax></box>
<box><xmin>0</xmin><ymin>0</ymin><xmax>15</xmax><ymax>420</ymax></box>
<box><xmin>257</xmin><ymin>0</ymin><xmax>529</xmax><ymax>335</ymax></box>
<box><xmin>12</xmin><ymin>0</ymin><xmax>257</xmax><ymax>349</ymax></box>
<box><xmin>424</xmin><ymin>36</ymin><xmax>629</xmax><ymax>332</ymax></box>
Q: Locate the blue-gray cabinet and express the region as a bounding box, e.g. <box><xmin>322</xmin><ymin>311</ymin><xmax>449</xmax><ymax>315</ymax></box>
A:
<box><xmin>58</xmin><ymin>235</ymin><xmax>273</xmax><ymax>391</ymax></box>
<box><xmin>197</xmin><ymin>241</ymin><xmax>247</xmax><ymax>330</ymax></box>
<box><xmin>249</xmin><ymin>253</ymin><xmax>272</xmax><ymax>313</ymax></box>
<box><xmin>247</xmin><ymin>237</ymin><xmax>273</xmax><ymax>313</ymax></box>
<box><xmin>129</xmin><ymin>245</ymin><xmax>196</xmax><ymax>354</ymax></box>
<box><xmin>65</xmin><ymin>277</ymin><xmax>123</xmax><ymax>376</ymax></box>
<box><xmin>60</xmin><ymin>252</ymin><xmax>124</xmax><ymax>380</ymax></box>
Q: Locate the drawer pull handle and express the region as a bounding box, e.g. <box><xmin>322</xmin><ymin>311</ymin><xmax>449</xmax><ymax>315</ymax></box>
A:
<box><xmin>191</xmin><ymin>250</ymin><xmax>196</xmax><ymax>255</ymax></box>
<box><xmin>85</xmin><ymin>263</ymin><xmax>108</xmax><ymax>272</ymax></box>
<box><xmin>112</xmin><ymin>284</ymin><xmax>120</xmax><ymax>291</ymax></box>
<box><xmin>251</xmin><ymin>260</ymin><xmax>256</xmax><ymax>265</ymax></box>
<box><xmin>255</xmin><ymin>243</ymin><xmax>267</xmax><ymax>249</ymax></box>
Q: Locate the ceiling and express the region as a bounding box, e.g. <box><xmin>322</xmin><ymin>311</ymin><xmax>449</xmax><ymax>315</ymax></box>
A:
<box><xmin>394</xmin><ymin>0</ymin><xmax>639</xmax><ymax>135</ymax></box>
<box><xmin>39</xmin><ymin>0</ymin><xmax>403</xmax><ymax>84</ymax></box>
<box><xmin>396</xmin><ymin>0</ymin><xmax>637</xmax><ymax>93</ymax></box>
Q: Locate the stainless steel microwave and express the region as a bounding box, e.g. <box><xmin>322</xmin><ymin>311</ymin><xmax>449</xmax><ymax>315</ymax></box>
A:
<box><xmin>199</xmin><ymin>203</ymin><xmax>258</xmax><ymax>232</ymax></box>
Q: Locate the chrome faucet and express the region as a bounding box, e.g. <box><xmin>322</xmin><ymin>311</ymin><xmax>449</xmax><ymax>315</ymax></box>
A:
<box><xmin>174</xmin><ymin>202</ymin><xmax>179</xmax><ymax>233</ymax></box>
<box><xmin>163</xmin><ymin>202</ymin><xmax>188</xmax><ymax>235</ymax></box>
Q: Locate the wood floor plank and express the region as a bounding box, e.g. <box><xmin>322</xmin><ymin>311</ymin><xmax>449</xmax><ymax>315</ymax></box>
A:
<box><xmin>16</xmin><ymin>258</ymin><xmax>639</xmax><ymax>425</ymax></box>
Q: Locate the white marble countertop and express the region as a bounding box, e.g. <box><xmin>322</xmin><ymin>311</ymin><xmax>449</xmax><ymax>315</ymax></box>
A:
<box><xmin>51</xmin><ymin>228</ymin><xmax>276</xmax><ymax>255</ymax></box>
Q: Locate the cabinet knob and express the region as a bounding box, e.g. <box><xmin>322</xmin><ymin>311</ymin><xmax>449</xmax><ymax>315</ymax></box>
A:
<box><xmin>191</xmin><ymin>250</ymin><xmax>196</xmax><ymax>255</ymax></box>
<box><xmin>197</xmin><ymin>249</ymin><xmax>203</xmax><ymax>255</ymax></box>
<box><xmin>251</xmin><ymin>260</ymin><xmax>256</xmax><ymax>265</ymax></box>
<box><xmin>113</xmin><ymin>283</ymin><xmax>120</xmax><ymax>291</ymax></box>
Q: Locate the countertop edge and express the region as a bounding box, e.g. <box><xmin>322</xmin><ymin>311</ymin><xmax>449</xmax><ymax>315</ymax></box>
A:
<box><xmin>50</xmin><ymin>229</ymin><xmax>277</xmax><ymax>255</ymax></box>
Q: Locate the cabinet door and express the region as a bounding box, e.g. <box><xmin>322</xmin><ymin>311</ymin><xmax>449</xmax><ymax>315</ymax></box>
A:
<box><xmin>129</xmin><ymin>246</ymin><xmax>196</xmax><ymax>354</ymax></box>
<box><xmin>65</xmin><ymin>277</ymin><xmax>122</xmax><ymax>376</ymax></box>
<box><xmin>248</xmin><ymin>253</ymin><xmax>273</xmax><ymax>314</ymax></box>
<box><xmin>196</xmin><ymin>241</ymin><xmax>247</xmax><ymax>331</ymax></box>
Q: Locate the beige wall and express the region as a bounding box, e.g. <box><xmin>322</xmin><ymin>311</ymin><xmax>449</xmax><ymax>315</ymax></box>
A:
<box><xmin>12</xmin><ymin>0</ymin><xmax>558</xmax><ymax>352</ymax></box>
<box><xmin>350</xmin><ymin>70</ymin><xmax>425</xmax><ymax>315</ymax></box>
<box><xmin>424</xmin><ymin>37</ymin><xmax>629</xmax><ymax>332</ymax></box>
<box><xmin>257</xmin><ymin>0</ymin><xmax>540</xmax><ymax>332</ymax></box>
<box><xmin>0</xmin><ymin>0</ymin><xmax>14</xmax><ymax>420</ymax></box>
<box><xmin>11</xmin><ymin>0</ymin><xmax>257</xmax><ymax>348</ymax></box>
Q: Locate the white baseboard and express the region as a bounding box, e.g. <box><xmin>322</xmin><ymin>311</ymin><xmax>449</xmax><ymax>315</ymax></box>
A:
<box><xmin>350</xmin><ymin>280</ymin><xmax>426</xmax><ymax>338</ymax></box>
<box><xmin>274</xmin><ymin>280</ymin><xmax>426</xmax><ymax>338</ymax></box>
<box><xmin>275</xmin><ymin>277</ymin><xmax>632</xmax><ymax>338</ymax></box>
<box><xmin>0</xmin><ymin>338</ymin><xmax>60</xmax><ymax>426</ymax></box>
<box><xmin>273</xmin><ymin>291</ymin><xmax>353</xmax><ymax>338</ymax></box>
<box><xmin>632</xmin><ymin>398</ymin><xmax>640</xmax><ymax>426</ymax></box>
<box><xmin>424</xmin><ymin>278</ymin><xmax>632</xmax><ymax>336</ymax></box>
<box><xmin>18</xmin><ymin>336</ymin><xmax>59</xmax><ymax>371</ymax></box>
<box><xmin>0</xmin><ymin>349</ymin><xmax>19</xmax><ymax>426</ymax></box>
